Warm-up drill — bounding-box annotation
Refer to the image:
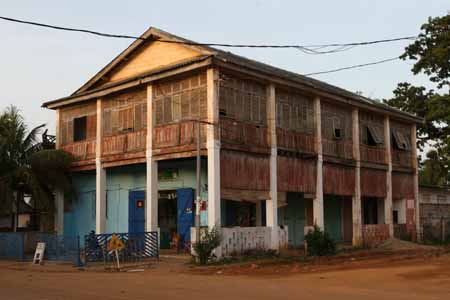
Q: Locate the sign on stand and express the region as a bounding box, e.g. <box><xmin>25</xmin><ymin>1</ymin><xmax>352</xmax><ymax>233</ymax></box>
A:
<box><xmin>33</xmin><ymin>242</ymin><xmax>46</xmax><ymax>265</ymax></box>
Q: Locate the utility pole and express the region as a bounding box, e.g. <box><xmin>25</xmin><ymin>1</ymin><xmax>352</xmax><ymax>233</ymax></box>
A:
<box><xmin>195</xmin><ymin>117</ymin><xmax>201</xmax><ymax>245</ymax></box>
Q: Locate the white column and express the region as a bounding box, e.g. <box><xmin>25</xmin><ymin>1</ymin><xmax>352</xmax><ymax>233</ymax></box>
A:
<box><xmin>384</xmin><ymin>116</ymin><xmax>393</xmax><ymax>236</ymax></box>
<box><xmin>313</xmin><ymin>96</ymin><xmax>324</xmax><ymax>229</ymax></box>
<box><xmin>411</xmin><ymin>123</ymin><xmax>420</xmax><ymax>241</ymax></box>
<box><xmin>54</xmin><ymin>189</ymin><xmax>64</xmax><ymax>235</ymax></box>
<box><xmin>95</xmin><ymin>99</ymin><xmax>106</xmax><ymax>234</ymax></box>
<box><xmin>206</xmin><ymin>68</ymin><xmax>221</xmax><ymax>230</ymax></box>
<box><xmin>146</xmin><ymin>84</ymin><xmax>158</xmax><ymax>232</ymax></box>
<box><xmin>352</xmin><ymin>108</ymin><xmax>362</xmax><ymax>245</ymax></box>
<box><xmin>266</xmin><ymin>84</ymin><xmax>279</xmax><ymax>250</ymax></box>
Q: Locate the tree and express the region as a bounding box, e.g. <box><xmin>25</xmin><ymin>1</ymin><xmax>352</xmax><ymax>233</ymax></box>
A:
<box><xmin>419</xmin><ymin>150</ymin><xmax>449</xmax><ymax>187</ymax></box>
<box><xmin>0</xmin><ymin>105</ymin><xmax>73</xmax><ymax>231</ymax></box>
<box><xmin>385</xmin><ymin>13</ymin><xmax>450</xmax><ymax>186</ymax></box>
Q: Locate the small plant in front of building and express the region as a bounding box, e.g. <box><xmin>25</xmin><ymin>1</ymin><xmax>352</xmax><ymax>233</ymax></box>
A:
<box><xmin>192</xmin><ymin>226</ymin><xmax>221</xmax><ymax>265</ymax></box>
<box><xmin>304</xmin><ymin>225</ymin><xmax>337</xmax><ymax>256</ymax></box>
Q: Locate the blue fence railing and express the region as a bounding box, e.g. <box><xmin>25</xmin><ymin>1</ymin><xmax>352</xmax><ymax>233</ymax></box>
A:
<box><xmin>84</xmin><ymin>231</ymin><xmax>159</xmax><ymax>265</ymax></box>
<box><xmin>0</xmin><ymin>232</ymin><xmax>80</xmax><ymax>266</ymax></box>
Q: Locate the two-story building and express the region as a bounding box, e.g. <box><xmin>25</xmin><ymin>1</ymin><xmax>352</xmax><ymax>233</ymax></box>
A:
<box><xmin>43</xmin><ymin>28</ymin><xmax>422</xmax><ymax>254</ymax></box>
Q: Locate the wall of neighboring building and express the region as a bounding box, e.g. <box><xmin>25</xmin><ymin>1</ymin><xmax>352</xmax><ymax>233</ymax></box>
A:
<box><xmin>419</xmin><ymin>186</ymin><xmax>450</xmax><ymax>242</ymax></box>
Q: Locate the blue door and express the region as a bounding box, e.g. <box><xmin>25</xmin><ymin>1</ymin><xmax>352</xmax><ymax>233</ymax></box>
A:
<box><xmin>176</xmin><ymin>188</ymin><xmax>194</xmax><ymax>246</ymax></box>
<box><xmin>129</xmin><ymin>191</ymin><xmax>145</xmax><ymax>233</ymax></box>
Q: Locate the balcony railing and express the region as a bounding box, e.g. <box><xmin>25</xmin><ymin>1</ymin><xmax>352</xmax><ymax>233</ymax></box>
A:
<box><xmin>102</xmin><ymin>130</ymin><xmax>146</xmax><ymax>156</ymax></box>
<box><xmin>360</xmin><ymin>144</ymin><xmax>386</xmax><ymax>164</ymax></box>
<box><xmin>392</xmin><ymin>149</ymin><xmax>412</xmax><ymax>168</ymax></box>
<box><xmin>61</xmin><ymin>140</ymin><xmax>96</xmax><ymax>160</ymax></box>
<box><xmin>322</xmin><ymin>138</ymin><xmax>354</xmax><ymax>160</ymax></box>
<box><xmin>277</xmin><ymin>128</ymin><xmax>316</xmax><ymax>153</ymax></box>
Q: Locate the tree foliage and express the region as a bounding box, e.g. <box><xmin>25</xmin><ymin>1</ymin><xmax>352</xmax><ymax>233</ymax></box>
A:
<box><xmin>0</xmin><ymin>105</ymin><xmax>73</xmax><ymax>227</ymax></box>
<box><xmin>385</xmin><ymin>13</ymin><xmax>450</xmax><ymax>186</ymax></box>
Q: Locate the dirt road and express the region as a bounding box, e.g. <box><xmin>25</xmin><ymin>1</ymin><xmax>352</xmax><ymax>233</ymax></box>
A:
<box><xmin>1</xmin><ymin>253</ymin><xmax>450</xmax><ymax>300</ymax></box>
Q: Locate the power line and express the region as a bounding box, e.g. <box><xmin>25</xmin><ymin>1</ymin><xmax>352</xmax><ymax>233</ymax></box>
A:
<box><xmin>0</xmin><ymin>15</ymin><xmax>417</xmax><ymax>51</ymax></box>
<box><xmin>304</xmin><ymin>57</ymin><xmax>400</xmax><ymax>76</ymax></box>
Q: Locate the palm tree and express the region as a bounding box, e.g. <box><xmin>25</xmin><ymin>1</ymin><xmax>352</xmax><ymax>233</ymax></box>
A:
<box><xmin>0</xmin><ymin>105</ymin><xmax>73</xmax><ymax>231</ymax></box>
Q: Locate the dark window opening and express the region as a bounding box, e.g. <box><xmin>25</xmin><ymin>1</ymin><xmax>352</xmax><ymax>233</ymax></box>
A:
<box><xmin>219</xmin><ymin>109</ymin><xmax>227</xmax><ymax>117</ymax></box>
<box><xmin>333</xmin><ymin>128</ymin><xmax>342</xmax><ymax>139</ymax></box>
<box><xmin>73</xmin><ymin>116</ymin><xmax>87</xmax><ymax>142</ymax></box>
<box><xmin>363</xmin><ymin>198</ymin><xmax>379</xmax><ymax>225</ymax></box>
<box><xmin>332</xmin><ymin>117</ymin><xmax>343</xmax><ymax>140</ymax></box>
<box><xmin>393</xmin><ymin>210</ymin><xmax>399</xmax><ymax>224</ymax></box>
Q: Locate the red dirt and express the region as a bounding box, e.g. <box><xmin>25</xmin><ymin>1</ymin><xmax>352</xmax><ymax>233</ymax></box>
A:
<box><xmin>1</xmin><ymin>248</ymin><xmax>450</xmax><ymax>300</ymax></box>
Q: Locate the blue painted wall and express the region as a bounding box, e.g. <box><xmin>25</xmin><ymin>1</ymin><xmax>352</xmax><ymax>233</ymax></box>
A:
<box><xmin>64</xmin><ymin>158</ymin><xmax>209</xmax><ymax>239</ymax></box>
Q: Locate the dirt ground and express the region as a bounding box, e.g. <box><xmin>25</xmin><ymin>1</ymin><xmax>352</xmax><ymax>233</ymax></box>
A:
<box><xmin>1</xmin><ymin>246</ymin><xmax>450</xmax><ymax>300</ymax></box>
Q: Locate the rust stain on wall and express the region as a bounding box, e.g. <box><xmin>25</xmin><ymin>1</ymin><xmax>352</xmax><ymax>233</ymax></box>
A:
<box><xmin>277</xmin><ymin>156</ymin><xmax>316</xmax><ymax>193</ymax></box>
<box><xmin>323</xmin><ymin>163</ymin><xmax>355</xmax><ymax>196</ymax></box>
<box><xmin>361</xmin><ymin>168</ymin><xmax>387</xmax><ymax>198</ymax></box>
<box><xmin>220</xmin><ymin>150</ymin><xmax>270</xmax><ymax>191</ymax></box>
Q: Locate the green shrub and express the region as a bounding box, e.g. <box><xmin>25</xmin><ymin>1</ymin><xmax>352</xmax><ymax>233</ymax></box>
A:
<box><xmin>304</xmin><ymin>225</ymin><xmax>337</xmax><ymax>256</ymax></box>
<box><xmin>192</xmin><ymin>226</ymin><xmax>221</xmax><ymax>265</ymax></box>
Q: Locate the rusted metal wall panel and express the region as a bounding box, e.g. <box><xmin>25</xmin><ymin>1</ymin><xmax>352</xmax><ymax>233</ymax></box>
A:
<box><xmin>392</xmin><ymin>172</ymin><xmax>415</xmax><ymax>199</ymax></box>
<box><xmin>361</xmin><ymin>168</ymin><xmax>387</xmax><ymax>198</ymax></box>
<box><xmin>220</xmin><ymin>150</ymin><xmax>270</xmax><ymax>191</ymax></box>
<box><xmin>323</xmin><ymin>163</ymin><xmax>355</xmax><ymax>196</ymax></box>
<box><xmin>277</xmin><ymin>156</ymin><xmax>316</xmax><ymax>193</ymax></box>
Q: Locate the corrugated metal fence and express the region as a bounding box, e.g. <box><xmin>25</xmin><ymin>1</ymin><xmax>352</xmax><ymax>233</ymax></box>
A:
<box><xmin>0</xmin><ymin>232</ymin><xmax>81</xmax><ymax>266</ymax></box>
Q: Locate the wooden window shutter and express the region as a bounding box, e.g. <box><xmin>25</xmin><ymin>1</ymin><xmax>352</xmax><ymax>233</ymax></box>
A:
<box><xmin>367</xmin><ymin>124</ymin><xmax>383</xmax><ymax>145</ymax></box>
<box><xmin>67</xmin><ymin>119</ymin><xmax>74</xmax><ymax>143</ymax></box>
<box><xmin>155</xmin><ymin>99</ymin><xmax>163</xmax><ymax>125</ymax></box>
<box><xmin>181</xmin><ymin>91</ymin><xmax>190</xmax><ymax>120</ymax></box>
<box><xmin>134</xmin><ymin>103</ymin><xmax>143</xmax><ymax>131</ymax></box>
<box><xmin>190</xmin><ymin>90</ymin><xmax>199</xmax><ymax>119</ymax></box>
<box><xmin>260</xmin><ymin>96</ymin><xmax>266</xmax><ymax>125</ymax></box>
<box><xmin>111</xmin><ymin>109</ymin><xmax>119</xmax><ymax>134</ymax></box>
<box><xmin>86</xmin><ymin>114</ymin><xmax>97</xmax><ymax>139</ymax></box>
<box><xmin>199</xmin><ymin>88</ymin><xmax>207</xmax><ymax>119</ymax></box>
<box><xmin>142</xmin><ymin>103</ymin><xmax>148</xmax><ymax>128</ymax></box>
<box><xmin>60</xmin><ymin>121</ymin><xmax>68</xmax><ymax>145</ymax></box>
<box><xmin>164</xmin><ymin>97</ymin><xmax>173</xmax><ymax>123</ymax></box>
<box><xmin>103</xmin><ymin>110</ymin><xmax>112</xmax><ymax>136</ymax></box>
<box><xmin>172</xmin><ymin>95</ymin><xmax>181</xmax><ymax>122</ymax></box>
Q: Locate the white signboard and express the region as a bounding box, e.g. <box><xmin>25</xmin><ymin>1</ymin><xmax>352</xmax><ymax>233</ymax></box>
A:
<box><xmin>33</xmin><ymin>242</ymin><xmax>46</xmax><ymax>265</ymax></box>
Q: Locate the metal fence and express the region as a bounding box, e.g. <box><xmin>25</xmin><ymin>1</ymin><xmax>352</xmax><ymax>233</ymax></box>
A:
<box><xmin>0</xmin><ymin>232</ymin><xmax>81</xmax><ymax>265</ymax></box>
<box><xmin>84</xmin><ymin>231</ymin><xmax>159</xmax><ymax>267</ymax></box>
<box><xmin>0</xmin><ymin>232</ymin><xmax>25</xmax><ymax>260</ymax></box>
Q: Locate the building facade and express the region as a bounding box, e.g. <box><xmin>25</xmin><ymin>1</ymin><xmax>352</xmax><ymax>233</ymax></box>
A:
<box><xmin>43</xmin><ymin>28</ymin><xmax>422</xmax><ymax>253</ymax></box>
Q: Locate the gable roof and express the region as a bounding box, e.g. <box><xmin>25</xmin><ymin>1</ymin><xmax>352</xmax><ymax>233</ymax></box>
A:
<box><xmin>43</xmin><ymin>27</ymin><xmax>422</xmax><ymax>123</ymax></box>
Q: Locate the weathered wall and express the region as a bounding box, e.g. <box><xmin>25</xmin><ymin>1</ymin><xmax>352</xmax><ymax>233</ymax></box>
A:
<box><xmin>360</xmin><ymin>168</ymin><xmax>387</xmax><ymax>198</ymax></box>
<box><xmin>220</xmin><ymin>150</ymin><xmax>270</xmax><ymax>192</ymax></box>
<box><xmin>277</xmin><ymin>156</ymin><xmax>316</xmax><ymax>193</ymax></box>
<box><xmin>321</xmin><ymin>101</ymin><xmax>353</xmax><ymax>160</ymax></box>
<box><xmin>323</xmin><ymin>163</ymin><xmax>355</xmax><ymax>196</ymax></box>
<box><xmin>392</xmin><ymin>172</ymin><xmax>415</xmax><ymax>199</ymax></box>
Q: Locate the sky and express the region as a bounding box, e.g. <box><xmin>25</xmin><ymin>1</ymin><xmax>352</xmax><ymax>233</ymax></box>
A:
<box><xmin>0</xmin><ymin>0</ymin><xmax>448</xmax><ymax>134</ymax></box>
